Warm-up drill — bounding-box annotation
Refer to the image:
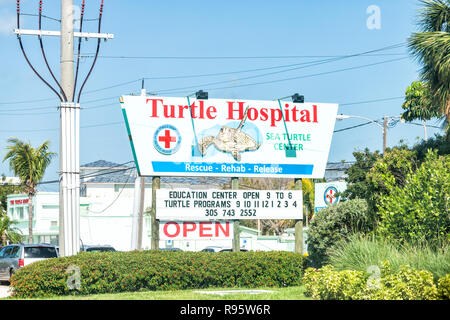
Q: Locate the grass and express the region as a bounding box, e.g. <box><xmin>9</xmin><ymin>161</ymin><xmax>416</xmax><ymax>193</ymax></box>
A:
<box><xmin>5</xmin><ymin>286</ymin><xmax>310</xmax><ymax>300</ymax></box>
<box><xmin>328</xmin><ymin>235</ymin><xmax>450</xmax><ymax>280</ymax></box>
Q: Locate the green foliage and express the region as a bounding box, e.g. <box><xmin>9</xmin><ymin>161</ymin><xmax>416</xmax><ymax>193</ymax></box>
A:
<box><xmin>328</xmin><ymin>235</ymin><xmax>450</xmax><ymax>281</ymax></box>
<box><xmin>345</xmin><ymin>142</ymin><xmax>449</xmax><ymax>230</ymax></box>
<box><xmin>10</xmin><ymin>251</ymin><xmax>304</xmax><ymax>298</ymax></box>
<box><xmin>306</xmin><ymin>199</ymin><xmax>371</xmax><ymax>267</ymax></box>
<box><xmin>303</xmin><ymin>262</ymin><xmax>442</xmax><ymax>300</ymax></box>
<box><xmin>377</xmin><ymin>150</ymin><xmax>450</xmax><ymax>244</ymax></box>
<box><xmin>0</xmin><ymin>176</ymin><xmax>25</xmax><ymax>212</ymax></box>
<box><xmin>343</xmin><ymin>148</ymin><xmax>381</xmax><ymax>201</ymax></box>
<box><xmin>437</xmin><ymin>273</ymin><xmax>450</xmax><ymax>299</ymax></box>
<box><xmin>3</xmin><ymin>138</ymin><xmax>55</xmax><ymax>196</ymax></box>
<box><xmin>303</xmin><ymin>265</ymin><xmax>368</xmax><ymax>300</ymax></box>
<box><xmin>401</xmin><ymin>81</ymin><xmax>441</xmax><ymax>122</ymax></box>
<box><xmin>0</xmin><ymin>215</ymin><xmax>23</xmax><ymax>245</ymax></box>
<box><xmin>365</xmin><ymin>147</ymin><xmax>418</xmax><ymax>221</ymax></box>
<box><xmin>408</xmin><ymin>0</ymin><xmax>450</xmax><ymax>122</ymax></box>
<box><xmin>413</xmin><ymin>133</ymin><xmax>450</xmax><ymax>160</ymax></box>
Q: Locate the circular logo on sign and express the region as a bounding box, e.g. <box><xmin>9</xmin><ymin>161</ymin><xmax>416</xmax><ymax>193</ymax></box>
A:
<box><xmin>324</xmin><ymin>186</ymin><xmax>339</xmax><ymax>205</ymax></box>
<box><xmin>153</xmin><ymin>124</ymin><xmax>182</xmax><ymax>155</ymax></box>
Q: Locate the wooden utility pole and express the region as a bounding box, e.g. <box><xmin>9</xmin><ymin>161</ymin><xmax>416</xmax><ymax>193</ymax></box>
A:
<box><xmin>151</xmin><ymin>177</ymin><xmax>160</xmax><ymax>250</ymax></box>
<box><xmin>294</xmin><ymin>178</ymin><xmax>303</xmax><ymax>254</ymax></box>
<box><xmin>232</xmin><ymin>177</ymin><xmax>240</xmax><ymax>252</ymax></box>
<box><xmin>383</xmin><ymin>115</ymin><xmax>388</xmax><ymax>154</ymax></box>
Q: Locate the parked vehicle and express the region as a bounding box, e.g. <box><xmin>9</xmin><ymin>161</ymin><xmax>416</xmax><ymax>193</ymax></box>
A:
<box><xmin>159</xmin><ymin>248</ymin><xmax>182</xmax><ymax>251</ymax></box>
<box><xmin>0</xmin><ymin>244</ymin><xmax>59</xmax><ymax>282</ymax></box>
<box><xmin>201</xmin><ymin>246</ymin><xmax>224</xmax><ymax>252</ymax></box>
<box><xmin>81</xmin><ymin>245</ymin><xmax>116</xmax><ymax>253</ymax></box>
<box><xmin>201</xmin><ymin>246</ymin><xmax>248</xmax><ymax>252</ymax></box>
<box><xmin>219</xmin><ymin>248</ymin><xmax>248</xmax><ymax>252</ymax></box>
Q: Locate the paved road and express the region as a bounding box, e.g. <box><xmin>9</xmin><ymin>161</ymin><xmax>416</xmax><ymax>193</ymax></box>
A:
<box><xmin>0</xmin><ymin>284</ymin><xmax>11</xmax><ymax>298</ymax></box>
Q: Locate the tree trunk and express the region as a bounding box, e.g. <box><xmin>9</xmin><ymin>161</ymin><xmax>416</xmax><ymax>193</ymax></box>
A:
<box><xmin>28</xmin><ymin>194</ymin><xmax>33</xmax><ymax>244</ymax></box>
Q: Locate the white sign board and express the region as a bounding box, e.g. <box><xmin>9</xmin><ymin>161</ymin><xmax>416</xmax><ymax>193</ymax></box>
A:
<box><xmin>120</xmin><ymin>96</ymin><xmax>338</xmax><ymax>178</ymax></box>
<box><xmin>156</xmin><ymin>189</ymin><xmax>302</xmax><ymax>220</ymax></box>
<box><xmin>159</xmin><ymin>221</ymin><xmax>233</xmax><ymax>240</ymax></box>
<box><xmin>314</xmin><ymin>181</ymin><xmax>347</xmax><ymax>212</ymax></box>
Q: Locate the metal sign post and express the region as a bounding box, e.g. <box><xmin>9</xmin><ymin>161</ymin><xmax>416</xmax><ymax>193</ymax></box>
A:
<box><xmin>231</xmin><ymin>177</ymin><xmax>240</xmax><ymax>252</ymax></box>
<box><xmin>151</xmin><ymin>177</ymin><xmax>160</xmax><ymax>250</ymax></box>
<box><xmin>294</xmin><ymin>178</ymin><xmax>303</xmax><ymax>254</ymax></box>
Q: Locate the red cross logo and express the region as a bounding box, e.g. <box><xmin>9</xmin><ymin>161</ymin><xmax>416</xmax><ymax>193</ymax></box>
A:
<box><xmin>158</xmin><ymin>130</ymin><xmax>177</xmax><ymax>149</ymax></box>
<box><xmin>326</xmin><ymin>189</ymin><xmax>335</xmax><ymax>204</ymax></box>
<box><xmin>324</xmin><ymin>186</ymin><xmax>339</xmax><ymax>205</ymax></box>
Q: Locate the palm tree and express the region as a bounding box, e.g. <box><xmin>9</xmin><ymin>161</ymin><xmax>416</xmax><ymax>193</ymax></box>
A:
<box><xmin>0</xmin><ymin>213</ymin><xmax>23</xmax><ymax>245</ymax></box>
<box><xmin>408</xmin><ymin>0</ymin><xmax>450</xmax><ymax>126</ymax></box>
<box><xmin>3</xmin><ymin>138</ymin><xmax>55</xmax><ymax>244</ymax></box>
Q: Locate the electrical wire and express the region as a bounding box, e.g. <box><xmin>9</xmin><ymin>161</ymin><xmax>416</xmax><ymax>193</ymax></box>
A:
<box><xmin>20</xmin><ymin>12</ymin><xmax>60</xmax><ymax>22</ymax></box>
<box><xmin>0</xmin><ymin>121</ymin><xmax>122</xmax><ymax>133</ymax></box>
<box><xmin>154</xmin><ymin>57</ymin><xmax>409</xmax><ymax>95</ymax></box>
<box><xmin>85</xmin><ymin>172</ymin><xmax>134</xmax><ymax>214</ymax></box>
<box><xmin>76</xmin><ymin>0</ymin><xmax>104</xmax><ymax>103</ymax></box>
<box><xmin>334</xmin><ymin>121</ymin><xmax>376</xmax><ymax>133</ymax></box>
<box><xmin>16</xmin><ymin>0</ymin><xmax>63</xmax><ymax>102</ymax></box>
<box><xmin>36</xmin><ymin>165</ymin><xmax>135</xmax><ymax>186</ymax></box>
<box><xmin>38</xmin><ymin>0</ymin><xmax>68</xmax><ymax>102</ymax></box>
<box><xmin>73</xmin><ymin>0</ymin><xmax>86</xmax><ymax>102</ymax></box>
<box><xmin>0</xmin><ymin>43</ymin><xmax>405</xmax><ymax>105</ymax></box>
<box><xmin>151</xmin><ymin>45</ymin><xmax>406</xmax><ymax>94</ymax></box>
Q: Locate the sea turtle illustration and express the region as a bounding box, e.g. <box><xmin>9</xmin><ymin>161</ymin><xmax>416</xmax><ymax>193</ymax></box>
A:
<box><xmin>198</xmin><ymin>107</ymin><xmax>261</xmax><ymax>161</ymax></box>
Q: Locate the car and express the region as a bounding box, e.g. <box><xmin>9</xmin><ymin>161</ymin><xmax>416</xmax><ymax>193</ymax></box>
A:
<box><xmin>201</xmin><ymin>246</ymin><xmax>224</xmax><ymax>253</ymax></box>
<box><xmin>159</xmin><ymin>248</ymin><xmax>182</xmax><ymax>251</ymax></box>
<box><xmin>218</xmin><ymin>248</ymin><xmax>248</xmax><ymax>252</ymax></box>
<box><xmin>0</xmin><ymin>244</ymin><xmax>59</xmax><ymax>282</ymax></box>
<box><xmin>81</xmin><ymin>245</ymin><xmax>116</xmax><ymax>253</ymax></box>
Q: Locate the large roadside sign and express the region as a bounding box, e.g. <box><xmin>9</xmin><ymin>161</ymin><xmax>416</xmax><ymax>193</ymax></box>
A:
<box><xmin>120</xmin><ymin>96</ymin><xmax>338</xmax><ymax>178</ymax></box>
<box><xmin>156</xmin><ymin>189</ymin><xmax>302</xmax><ymax>220</ymax></box>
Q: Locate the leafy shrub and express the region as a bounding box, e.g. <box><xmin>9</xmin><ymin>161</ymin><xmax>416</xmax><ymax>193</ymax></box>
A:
<box><xmin>306</xmin><ymin>199</ymin><xmax>371</xmax><ymax>267</ymax></box>
<box><xmin>374</xmin><ymin>263</ymin><xmax>439</xmax><ymax>300</ymax></box>
<box><xmin>328</xmin><ymin>235</ymin><xmax>450</xmax><ymax>281</ymax></box>
<box><xmin>438</xmin><ymin>274</ymin><xmax>450</xmax><ymax>300</ymax></box>
<box><xmin>378</xmin><ymin>150</ymin><xmax>450</xmax><ymax>244</ymax></box>
<box><xmin>303</xmin><ymin>266</ymin><xmax>367</xmax><ymax>300</ymax></box>
<box><xmin>303</xmin><ymin>262</ymin><xmax>441</xmax><ymax>300</ymax></box>
<box><xmin>10</xmin><ymin>251</ymin><xmax>304</xmax><ymax>298</ymax></box>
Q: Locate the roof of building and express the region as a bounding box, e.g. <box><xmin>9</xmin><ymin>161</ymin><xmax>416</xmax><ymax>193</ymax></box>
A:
<box><xmin>324</xmin><ymin>162</ymin><xmax>353</xmax><ymax>182</ymax></box>
<box><xmin>83</xmin><ymin>168</ymin><xmax>229</xmax><ymax>187</ymax></box>
<box><xmin>81</xmin><ymin>160</ymin><xmax>125</xmax><ymax>168</ymax></box>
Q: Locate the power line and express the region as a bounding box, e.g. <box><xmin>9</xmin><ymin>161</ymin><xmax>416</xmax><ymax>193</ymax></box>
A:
<box><xmin>37</xmin><ymin>165</ymin><xmax>135</xmax><ymax>186</ymax></box>
<box><xmin>340</xmin><ymin>96</ymin><xmax>405</xmax><ymax>106</ymax></box>
<box><xmin>334</xmin><ymin>121</ymin><xmax>376</xmax><ymax>133</ymax></box>
<box><xmin>0</xmin><ymin>43</ymin><xmax>405</xmax><ymax>105</ymax></box>
<box><xmin>0</xmin><ymin>121</ymin><xmax>122</xmax><ymax>133</ymax></box>
<box><xmin>154</xmin><ymin>57</ymin><xmax>408</xmax><ymax>95</ymax></box>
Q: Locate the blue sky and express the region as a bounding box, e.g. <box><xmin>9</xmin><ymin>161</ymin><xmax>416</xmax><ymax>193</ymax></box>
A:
<box><xmin>0</xmin><ymin>0</ymin><xmax>444</xmax><ymax>190</ymax></box>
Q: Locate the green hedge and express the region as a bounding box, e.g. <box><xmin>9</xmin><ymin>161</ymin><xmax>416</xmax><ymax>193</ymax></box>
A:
<box><xmin>10</xmin><ymin>251</ymin><xmax>304</xmax><ymax>298</ymax></box>
<box><xmin>303</xmin><ymin>262</ymin><xmax>449</xmax><ymax>300</ymax></box>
